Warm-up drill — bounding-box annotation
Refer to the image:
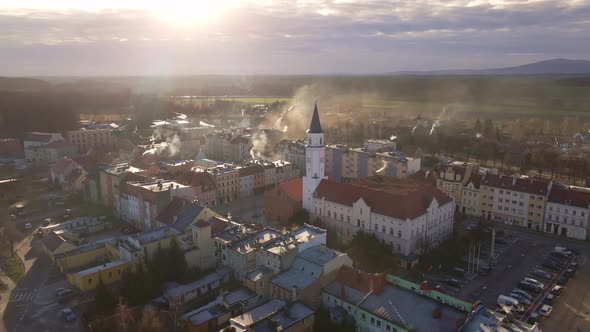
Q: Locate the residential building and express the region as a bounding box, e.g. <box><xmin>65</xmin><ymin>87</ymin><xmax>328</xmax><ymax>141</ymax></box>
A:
<box><xmin>248</xmin><ymin>301</ymin><xmax>314</xmax><ymax>332</ymax></box>
<box><xmin>255</xmin><ymin>237</ymin><xmax>299</xmax><ymax>274</ymax></box>
<box><xmin>207</xmin><ymin>164</ymin><xmax>240</xmax><ymax>205</ymax></box>
<box><xmin>164</xmin><ymin>267</ymin><xmax>232</xmax><ymax>311</ymax></box>
<box><xmin>311</xmin><ymin>176</ymin><xmax>454</xmax><ymax>266</ymax></box>
<box><xmin>230</xmin><ymin>135</ymin><xmax>253</xmax><ymax>163</ymax></box>
<box><xmin>544</xmin><ymin>185</ymin><xmax>590</xmax><ymax>240</ymax></box>
<box><xmin>121</xmin><ymin>180</ymin><xmax>194</xmax><ymax>231</ymax></box>
<box><xmin>271</xmin><ymin>244</ymin><xmax>352</xmax><ymax>309</ymax></box>
<box><xmin>481</xmin><ymin>174</ymin><xmax>550</xmax><ymax>230</ymax></box>
<box><xmin>66</xmin><ymin>259</ymin><xmax>129</xmax><ymax>291</ymax></box>
<box><xmin>38</xmin><ymin>140</ymin><xmax>78</xmax><ymax>164</ymax></box>
<box><xmin>244</xmin><ymin>266</ymin><xmax>276</xmax><ymax>302</ymax></box>
<box><xmin>98</xmin><ymin>163</ymin><xmax>146</xmax><ymax>210</ymax></box>
<box><xmin>50</xmin><ymin>158</ymin><xmax>87</xmax><ymax>192</ymax></box>
<box><xmin>174</xmin><ymin>168</ymin><xmax>218</xmax><ymax>207</ymax></box>
<box><xmin>278</xmin><ymin>139</ymin><xmax>306</xmax><ymax>172</ymax></box>
<box><xmin>264</xmin><ymin>178</ymin><xmax>302</xmax><ymax>225</ymax></box>
<box><xmin>461</xmin><ymin>173</ymin><xmax>483</xmax><ymax>217</ymax></box>
<box><xmin>118</xmin><ymin>226</ymin><xmax>181</xmax><ymax>263</ymax></box>
<box><xmin>41</xmin><ymin>231</ymin><xmax>77</xmax><ymax>262</ymax></box>
<box><xmin>238</xmin><ymin>164</ymin><xmax>265</xmax><ymax>198</ymax></box>
<box><xmin>325</xmin><ymin>273</ymin><xmax>471</xmax><ymax>332</ymax></box>
<box><xmin>54</xmin><ymin>239</ymin><xmax>119</xmax><ymax>273</ymax></box>
<box><xmin>216</xmin><ymin>227</ymin><xmax>283</xmax><ymax>281</ymax></box>
<box><xmin>229</xmin><ymin>299</ymin><xmax>287</xmax><ymax>332</ymax></box>
<box><xmin>23</xmin><ymin>132</ymin><xmax>64</xmax><ymax>163</ymax></box>
<box><xmin>435</xmin><ymin>162</ymin><xmax>480</xmax><ymax>211</ymax></box>
<box><xmin>364</xmin><ymin>139</ymin><xmax>396</xmax><ymax>152</ymax></box>
<box><xmin>66</xmin><ymin>122</ymin><xmax>117</xmax><ymax>152</ymax></box>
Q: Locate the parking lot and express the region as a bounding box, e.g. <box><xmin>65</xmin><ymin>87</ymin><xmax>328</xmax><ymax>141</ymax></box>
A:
<box><xmin>453</xmin><ymin>224</ymin><xmax>590</xmax><ymax>330</ymax></box>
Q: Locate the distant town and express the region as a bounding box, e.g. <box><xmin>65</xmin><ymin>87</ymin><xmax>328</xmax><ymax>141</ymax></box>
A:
<box><xmin>0</xmin><ymin>97</ymin><xmax>588</xmax><ymax>332</ymax></box>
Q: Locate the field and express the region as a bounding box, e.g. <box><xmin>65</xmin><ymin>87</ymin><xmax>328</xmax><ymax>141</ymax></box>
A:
<box><xmin>0</xmin><ymin>243</ymin><xmax>25</xmax><ymax>283</ymax></box>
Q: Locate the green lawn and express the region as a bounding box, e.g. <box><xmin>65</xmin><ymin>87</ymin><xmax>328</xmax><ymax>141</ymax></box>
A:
<box><xmin>0</xmin><ymin>244</ymin><xmax>25</xmax><ymax>284</ymax></box>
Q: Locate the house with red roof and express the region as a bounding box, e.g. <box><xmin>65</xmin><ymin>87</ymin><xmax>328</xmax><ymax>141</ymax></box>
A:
<box><xmin>264</xmin><ymin>178</ymin><xmax>303</xmax><ymax>226</ymax></box>
<box><xmin>311</xmin><ymin>176</ymin><xmax>455</xmax><ymax>266</ymax></box>
<box><xmin>544</xmin><ymin>184</ymin><xmax>590</xmax><ymax>240</ymax></box>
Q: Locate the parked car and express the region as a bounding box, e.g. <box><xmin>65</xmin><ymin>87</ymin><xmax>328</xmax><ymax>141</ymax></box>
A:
<box><xmin>564</xmin><ymin>246</ymin><xmax>580</xmax><ymax>255</ymax></box>
<box><xmin>56</xmin><ymin>288</ymin><xmax>75</xmax><ymax>297</ymax></box>
<box><xmin>24</xmin><ymin>223</ymin><xmax>32</xmax><ymax>230</ymax></box>
<box><xmin>541</xmin><ymin>261</ymin><xmax>561</xmax><ymax>271</ymax></box>
<box><xmin>509</xmin><ymin>293</ymin><xmax>532</xmax><ymax>306</ymax></box>
<box><xmin>550</xmin><ymin>250</ymin><xmax>571</xmax><ymax>260</ymax></box>
<box><xmin>557</xmin><ymin>276</ymin><xmax>569</xmax><ymax>285</ymax></box>
<box><xmin>42</xmin><ymin>218</ymin><xmax>51</xmax><ymax>227</ymax></box>
<box><xmin>55</xmin><ymin>287</ymin><xmax>69</xmax><ymax>296</ymax></box>
<box><xmin>511</xmin><ymin>289</ymin><xmax>533</xmax><ymax>301</ymax></box>
<box><xmin>523</xmin><ymin>278</ymin><xmax>545</xmax><ymax>289</ymax></box>
<box><xmin>442</xmin><ymin>277</ymin><xmax>461</xmax><ymax>288</ymax></box>
<box><xmin>526</xmin><ymin>312</ymin><xmax>540</xmax><ymax>325</ymax></box>
<box><xmin>530</xmin><ymin>269</ymin><xmax>553</xmax><ymax>281</ymax></box>
<box><xmin>544</xmin><ymin>293</ymin><xmax>555</xmax><ymax>305</ymax></box>
<box><xmin>497</xmin><ymin>295</ymin><xmax>524</xmax><ymax>313</ymax></box>
<box><xmin>539</xmin><ymin>304</ymin><xmax>553</xmax><ymax>317</ymax></box>
<box><xmin>518</xmin><ymin>281</ymin><xmax>542</xmax><ymax>293</ymax></box>
<box><xmin>60</xmin><ymin>308</ymin><xmax>78</xmax><ymax>322</ymax></box>
<box><xmin>564</xmin><ymin>268</ymin><xmax>576</xmax><ymax>278</ymax></box>
<box><xmin>550</xmin><ymin>285</ymin><xmax>563</xmax><ymax>296</ymax></box>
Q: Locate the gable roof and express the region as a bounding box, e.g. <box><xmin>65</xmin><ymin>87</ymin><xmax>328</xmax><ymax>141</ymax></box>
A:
<box><xmin>24</xmin><ymin>132</ymin><xmax>56</xmax><ymax>143</ymax></box>
<box><xmin>465</xmin><ymin>173</ymin><xmax>483</xmax><ymax>189</ymax></box>
<box><xmin>156</xmin><ymin>197</ymin><xmax>191</xmax><ymax>225</ymax></box>
<box><xmin>42</xmin><ymin>231</ymin><xmax>68</xmax><ymax>252</ymax></box>
<box><xmin>336</xmin><ymin>265</ymin><xmax>386</xmax><ymax>294</ymax></box>
<box><xmin>548</xmin><ymin>185</ymin><xmax>590</xmax><ymax>209</ymax></box>
<box><xmin>314</xmin><ymin>177</ymin><xmax>452</xmax><ymax>220</ymax></box>
<box><xmin>278</xmin><ymin>178</ymin><xmax>302</xmax><ymax>201</ymax></box>
<box><xmin>172</xmin><ymin>203</ymin><xmax>206</xmax><ymax>231</ymax></box>
<box><xmin>207</xmin><ymin>216</ymin><xmax>230</xmax><ymax>235</ymax></box>
<box><xmin>482</xmin><ymin>174</ymin><xmax>549</xmax><ymax>195</ymax></box>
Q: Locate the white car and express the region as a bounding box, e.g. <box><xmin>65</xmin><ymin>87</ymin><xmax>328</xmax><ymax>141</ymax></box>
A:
<box><xmin>539</xmin><ymin>304</ymin><xmax>553</xmax><ymax>317</ymax></box>
<box><xmin>24</xmin><ymin>223</ymin><xmax>32</xmax><ymax>230</ymax></box>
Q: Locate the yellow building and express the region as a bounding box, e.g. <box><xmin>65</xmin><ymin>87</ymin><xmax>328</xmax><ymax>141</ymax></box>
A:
<box><xmin>55</xmin><ymin>241</ymin><xmax>120</xmax><ymax>273</ymax></box>
<box><xmin>41</xmin><ymin>231</ymin><xmax>77</xmax><ymax>262</ymax></box>
<box><xmin>67</xmin><ymin>259</ymin><xmax>129</xmax><ymax>291</ymax></box>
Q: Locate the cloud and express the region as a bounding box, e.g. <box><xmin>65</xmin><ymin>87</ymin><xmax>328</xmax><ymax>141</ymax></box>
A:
<box><xmin>0</xmin><ymin>0</ymin><xmax>589</xmax><ymax>74</ymax></box>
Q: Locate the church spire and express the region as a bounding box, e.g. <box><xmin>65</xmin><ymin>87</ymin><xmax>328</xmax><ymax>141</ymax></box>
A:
<box><xmin>307</xmin><ymin>101</ymin><xmax>323</xmax><ymax>134</ymax></box>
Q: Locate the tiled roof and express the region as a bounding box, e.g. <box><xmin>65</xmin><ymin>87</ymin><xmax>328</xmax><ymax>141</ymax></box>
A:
<box><xmin>42</xmin><ymin>231</ymin><xmax>67</xmax><ymax>252</ymax></box>
<box><xmin>482</xmin><ymin>174</ymin><xmax>549</xmax><ymax>195</ymax></box>
<box><xmin>409</xmin><ymin>170</ymin><xmax>437</xmax><ymax>186</ymax></box>
<box><xmin>207</xmin><ymin>216</ymin><xmax>230</xmax><ymax>235</ymax></box>
<box><xmin>314</xmin><ymin>177</ymin><xmax>453</xmax><ymax>220</ymax></box>
<box><xmin>336</xmin><ymin>265</ymin><xmax>386</xmax><ymax>294</ymax></box>
<box><xmin>465</xmin><ymin>173</ymin><xmax>483</xmax><ymax>189</ymax></box>
<box><xmin>279</xmin><ymin>178</ymin><xmax>302</xmax><ymax>201</ymax></box>
<box><xmin>548</xmin><ymin>185</ymin><xmax>590</xmax><ymax>209</ymax></box>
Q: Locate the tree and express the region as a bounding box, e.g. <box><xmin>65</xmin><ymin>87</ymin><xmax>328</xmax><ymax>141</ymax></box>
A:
<box><xmin>474</xmin><ymin>118</ymin><xmax>482</xmax><ymax>132</ymax></box>
<box><xmin>138</xmin><ymin>307</ymin><xmax>164</xmax><ymax>332</ymax></box>
<box><xmin>288</xmin><ymin>209</ymin><xmax>310</xmax><ymax>226</ymax></box>
<box><xmin>115</xmin><ymin>301</ymin><xmax>135</xmax><ymax>332</ymax></box>
<box><xmin>167</xmin><ymin>235</ymin><xmax>188</xmax><ymax>280</ymax></box>
<box><xmin>95</xmin><ymin>278</ymin><xmax>117</xmax><ymax>315</ymax></box>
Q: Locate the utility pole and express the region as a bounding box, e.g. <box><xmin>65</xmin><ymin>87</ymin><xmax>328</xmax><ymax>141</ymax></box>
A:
<box><xmin>491</xmin><ymin>227</ymin><xmax>496</xmax><ymax>265</ymax></box>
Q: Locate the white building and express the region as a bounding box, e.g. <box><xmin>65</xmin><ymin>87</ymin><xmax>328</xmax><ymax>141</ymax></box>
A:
<box><xmin>302</xmin><ymin>102</ymin><xmax>326</xmax><ymax>211</ymax></box>
<box><xmin>23</xmin><ymin>132</ymin><xmax>64</xmax><ymax>163</ymax></box>
<box><xmin>544</xmin><ymin>185</ymin><xmax>590</xmax><ymax>240</ymax></box>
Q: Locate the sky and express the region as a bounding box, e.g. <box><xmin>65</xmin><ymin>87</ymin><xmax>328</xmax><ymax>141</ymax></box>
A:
<box><xmin>0</xmin><ymin>0</ymin><xmax>589</xmax><ymax>76</ymax></box>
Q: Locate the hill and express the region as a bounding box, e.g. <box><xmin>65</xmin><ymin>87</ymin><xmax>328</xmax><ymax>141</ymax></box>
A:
<box><xmin>394</xmin><ymin>58</ymin><xmax>590</xmax><ymax>76</ymax></box>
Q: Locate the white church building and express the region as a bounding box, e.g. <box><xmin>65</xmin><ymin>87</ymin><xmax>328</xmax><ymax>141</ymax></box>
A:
<box><xmin>301</xmin><ymin>103</ymin><xmax>456</xmax><ymax>266</ymax></box>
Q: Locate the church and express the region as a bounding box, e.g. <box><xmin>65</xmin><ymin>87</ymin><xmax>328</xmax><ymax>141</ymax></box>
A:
<box><xmin>270</xmin><ymin>102</ymin><xmax>456</xmax><ymax>266</ymax></box>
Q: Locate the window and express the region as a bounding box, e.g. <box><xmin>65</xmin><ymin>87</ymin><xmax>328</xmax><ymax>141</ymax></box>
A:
<box><xmin>382</xmin><ymin>226</ymin><xmax>386</xmax><ymax>233</ymax></box>
<box><xmin>386</xmin><ymin>325</ymin><xmax>392</xmax><ymax>332</ymax></box>
<box><xmin>361</xmin><ymin>313</ymin><xmax>366</xmax><ymax>320</ymax></box>
<box><xmin>377</xmin><ymin>320</ymin><xmax>382</xmax><ymax>327</ymax></box>
<box><xmin>398</xmin><ymin>230</ymin><xmax>402</xmax><ymax>238</ymax></box>
<box><xmin>374</xmin><ymin>224</ymin><xmax>378</xmax><ymax>231</ymax></box>
<box><xmin>370</xmin><ymin>317</ymin><xmax>375</xmax><ymax>325</ymax></box>
<box><xmin>88</xmin><ymin>278</ymin><xmax>92</xmax><ymax>285</ymax></box>
<box><xmin>390</xmin><ymin>228</ymin><xmax>393</xmax><ymax>235</ymax></box>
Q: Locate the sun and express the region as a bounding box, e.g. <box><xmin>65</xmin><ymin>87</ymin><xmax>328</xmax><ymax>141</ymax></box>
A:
<box><xmin>150</xmin><ymin>0</ymin><xmax>236</xmax><ymax>25</ymax></box>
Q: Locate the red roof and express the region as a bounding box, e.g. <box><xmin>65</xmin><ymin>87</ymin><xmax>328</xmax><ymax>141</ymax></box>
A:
<box><xmin>482</xmin><ymin>174</ymin><xmax>549</xmax><ymax>195</ymax></box>
<box><xmin>207</xmin><ymin>216</ymin><xmax>230</xmax><ymax>235</ymax></box>
<box><xmin>314</xmin><ymin>177</ymin><xmax>452</xmax><ymax>220</ymax></box>
<box><xmin>548</xmin><ymin>186</ymin><xmax>590</xmax><ymax>209</ymax></box>
<box><xmin>279</xmin><ymin>178</ymin><xmax>302</xmax><ymax>201</ymax></box>
<box><xmin>337</xmin><ymin>265</ymin><xmax>386</xmax><ymax>294</ymax></box>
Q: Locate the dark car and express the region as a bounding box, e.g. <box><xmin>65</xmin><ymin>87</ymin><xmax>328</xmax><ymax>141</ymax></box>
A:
<box><xmin>442</xmin><ymin>277</ymin><xmax>461</xmax><ymax>288</ymax></box>
<box><xmin>565</xmin><ymin>246</ymin><xmax>580</xmax><ymax>255</ymax></box>
<box><xmin>564</xmin><ymin>268</ymin><xmax>576</xmax><ymax>278</ymax></box>
<box><xmin>556</xmin><ymin>276</ymin><xmax>569</xmax><ymax>285</ymax></box>
<box><xmin>541</xmin><ymin>261</ymin><xmax>561</xmax><ymax>271</ymax></box>
<box><xmin>530</xmin><ymin>269</ymin><xmax>553</xmax><ymax>281</ymax></box>
<box><xmin>518</xmin><ymin>281</ymin><xmax>541</xmax><ymax>294</ymax></box>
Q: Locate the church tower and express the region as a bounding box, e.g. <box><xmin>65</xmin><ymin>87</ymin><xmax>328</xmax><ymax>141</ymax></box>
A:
<box><xmin>302</xmin><ymin>102</ymin><xmax>326</xmax><ymax>211</ymax></box>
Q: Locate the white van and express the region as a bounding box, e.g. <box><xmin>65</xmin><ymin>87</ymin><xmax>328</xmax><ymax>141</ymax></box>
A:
<box><xmin>497</xmin><ymin>295</ymin><xmax>524</xmax><ymax>312</ymax></box>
